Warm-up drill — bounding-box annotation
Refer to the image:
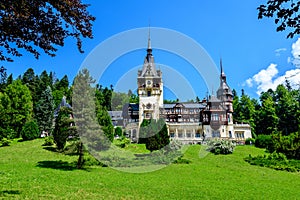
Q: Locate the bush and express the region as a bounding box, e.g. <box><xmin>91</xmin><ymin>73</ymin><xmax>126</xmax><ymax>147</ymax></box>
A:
<box><xmin>114</xmin><ymin>137</ymin><xmax>130</xmax><ymax>148</ymax></box>
<box><xmin>21</xmin><ymin>120</ymin><xmax>40</xmax><ymax>141</ymax></box>
<box><xmin>271</xmin><ymin>131</ymin><xmax>300</xmax><ymax>159</ymax></box>
<box><xmin>0</xmin><ymin>138</ymin><xmax>11</xmax><ymax>147</ymax></box>
<box><xmin>173</xmin><ymin>156</ymin><xmax>191</xmax><ymax>164</ymax></box>
<box><xmin>114</xmin><ymin>127</ymin><xmax>123</xmax><ymax>137</ymax></box>
<box><xmin>244</xmin><ymin>152</ymin><xmax>300</xmax><ymax>172</ymax></box>
<box><xmin>245</xmin><ymin>138</ymin><xmax>255</xmax><ymax>145</ymax></box>
<box><xmin>0</xmin><ymin>127</ymin><xmax>17</xmax><ymax>140</ymax></box>
<box><xmin>207</xmin><ymin>139</ymin><xmax>236</xmax><ymax>155</ymax></box>
<box><xmin>43</xmin><ymin>136</ymin><xmax>54</xmax><ymax>146</ymax></box>
<box><xmin>255</xmin><ymin>134</ymin><xmax>273</xmax><ymax>149</ymax></box>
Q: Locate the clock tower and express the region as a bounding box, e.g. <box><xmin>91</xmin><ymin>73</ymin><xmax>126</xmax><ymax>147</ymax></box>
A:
<box><xmin>137</xmin><ymin>35</ymin><xmax>163</xmax><ymax>125</ymax></box>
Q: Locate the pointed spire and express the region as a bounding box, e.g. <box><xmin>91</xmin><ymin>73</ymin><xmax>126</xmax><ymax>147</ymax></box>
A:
<box><xmin>220</xmin><ymin>58</ymin><xmax>223</xmax><ymax>75</ymax></box>
<box><xmin>148</xmin><ymin>24</ymin><xmax>151</xmax><ymax>50</ymax></box>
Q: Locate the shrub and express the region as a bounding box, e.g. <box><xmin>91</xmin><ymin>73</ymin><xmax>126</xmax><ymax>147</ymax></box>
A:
<box><xmin>271</xmin><ymin>131</ymin><xmax>300</xmax><ymax>159</ymax></box>
<box><xmin>244</xmin><ymin>152</ymin><xmax>300</xmax><ymax>172</ymax></box>
<box><xmin>0</xmin><ymin>128</ymin><xmax>17</xmax><ymax>140</ymax></box>
<box><xmin>114</xmin><ymin>137</ymin><xmax>130</xmax><ymax>148</ymax></box>
<box><xmin>255</xmin><ymin>134</ymin><xmax>273</xmax><ymax>149</ymax></box>
<box><xmin>207</xmin><ymin>139</ymin><xmax>236</xmax><ymax>155</ymax></box>
<box><xmin>173</xmin><ymin>156</ymin><xmax>191</xmax><ymax>164</ymax></box>
<box><xmin>245</xmin><ymin>138</ymin><xmax>255</xmax><ymax>145</ymax></box>
<box><xmin>0</xmin><ymin>138</ymin><xmax>11</xmax><ymax>147</ymax></box>
<box><xmin>43</xmin><ymin>136</ymin><xmax>54</xmax><ymax>146</ymax></box>
<box><xmin>114</xmin><ymin>126</ymin><xmax>123</xmax><ymax>137</ymax></box>
<box><xmin>21</xmin><ymin>120</ymin><xmax>40</xmax><ymax>141</ymax></box>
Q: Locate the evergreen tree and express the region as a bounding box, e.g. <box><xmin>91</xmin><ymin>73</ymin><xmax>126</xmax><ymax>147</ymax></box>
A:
<box><xmin>22</xmin><ymin>68</ymin><xmax>39</xmax><ymax>118</ymax></box>
<box><xmin>232</xmin><ymin>89</ymin><xmax>241</xmax><ymax>122</ymax></box>
<box><xmin>53</xmin><ymin>106</ymin><xmax>77</xmax><ymax>150</ymax></box>
<box><xmin>0</xmin><ymin>66</ymin><xmax>7</xmax><ymax>92</ymax></box>
<box><xmin>139</xmin><ymin>119</ymin><xmax>170</xmax><ymax>152</ymax></box>
<box><xmin>35</xmin><ymin>86</ymin><xmax>54</xmax><ymax>134</ymax></box>
<box><xmin>72</xmin><ymin>69</ymin><xmax>112</xmax><ymax>153</ymax></box>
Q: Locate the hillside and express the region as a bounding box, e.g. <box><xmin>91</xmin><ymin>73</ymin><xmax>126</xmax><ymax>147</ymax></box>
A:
<box><xmin>0</xmin><ymin>139</ymin><xmax>299</xmax><ymax>199</ymax></box>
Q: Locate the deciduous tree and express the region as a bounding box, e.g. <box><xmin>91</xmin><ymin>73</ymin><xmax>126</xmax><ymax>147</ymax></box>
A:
<box><xmin>258</xmin><ymin>0</ymin><xmax>300</xmax><ymax>38</ymax></box>
<box><xmin>0</xmin><ymin>0</ymin><xmax>95</xmax><ymax>63</ymax></box>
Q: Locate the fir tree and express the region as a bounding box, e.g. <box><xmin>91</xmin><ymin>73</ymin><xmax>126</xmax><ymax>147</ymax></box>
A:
<box><xmin>35</xmin><ymin>86</ymin><xmax>54</xmax><ymax>134</ymax></box>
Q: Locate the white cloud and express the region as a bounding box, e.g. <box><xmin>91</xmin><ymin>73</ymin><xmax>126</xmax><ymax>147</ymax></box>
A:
<box><xmin>275</xmin><ymin>48</ymin><xmax>286</xmax><ymax>56</ymax></box>
<box><xmin>292</xmin><ymin>38</ymin><xmax>300</xmax><ymax>58</ymax></box>
<box><xmin>245</xmin><ymin>78</ymin><xmax>253</xmax><ymax>87</ymax></box>
<box><xmin>291</xmin><ymin>38</ymin><xmax>300</xmax><ymax>66</ymax></box>
<box><xmin>245</xmin><ymin>38</ymin><xmax>300</xmax><ymax>96</ymax></box>
<box><xmin>245</xmin><ymin>64</ymin><xmax>300</xmax><ymax>95</ymax></box>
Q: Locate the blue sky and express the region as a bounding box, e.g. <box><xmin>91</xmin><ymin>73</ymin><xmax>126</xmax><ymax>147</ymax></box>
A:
<box><xmin>2</xmin><ymin>0</ymin><xmax>300</xmax><ymax>100</ymax></box>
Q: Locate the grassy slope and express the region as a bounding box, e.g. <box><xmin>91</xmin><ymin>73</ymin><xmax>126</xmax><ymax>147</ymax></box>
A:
<box><xmin>0</xmin><ymin>139</ymin><xmax>299</xmax><ymax>199</ymax></box>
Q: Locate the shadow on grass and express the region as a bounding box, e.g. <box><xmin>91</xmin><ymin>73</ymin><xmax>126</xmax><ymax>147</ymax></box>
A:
<box><xmin>36</xmin><ymin>160</ymin><xmax>76</xmax><ymax>171</ymax></box>
<box><xmin>0</xmin><ymin>190</ymin><xmax>21</xmax><ymax>197</ymax></box>
<box><xmin>43</xmin><ymin>146</ymin><xmax>58</xmax><ymax>152</ymax></box>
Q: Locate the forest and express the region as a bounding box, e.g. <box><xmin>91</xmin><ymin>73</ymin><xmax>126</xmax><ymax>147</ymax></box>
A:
<box><xmin>0</xmin><ymin>67</ymin><xmax>299</xmax><ymax>160</ymax></box>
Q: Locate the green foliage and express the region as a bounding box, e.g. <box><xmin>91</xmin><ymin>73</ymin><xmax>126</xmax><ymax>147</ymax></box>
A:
<box><xmin>0</xmin><ymin>80</ymin><xmax>33</xmax><ymax>137</ymax></box>
<box><xmin>274</xmin><ymin>85</ymin><xmax>299</xmax><ymax>135</ymax></box>
<box><xmin>173</xmin><ymin>156</ymin><xmax>191</xmax><ymax>164</ymax></box>
<box><xmin>245</xmin><ymin>138</ymin><xmax>255</xmax><ymax>145</ymax></box>
<box><xmin>207</xmin><ymin>139</ymin><xmax>236</xmax><ymax>155</ymax></box>
<box><xmin>0</xmin><ymin>138</ymin><xmax>11</xmax><ymax>147</ymax></box>
<box><xmin>53</xmin><ymin>107</ymin><xmax>77</xmax><ymax>150</ymax></box>
<box><xmin>245</xmin><ymin>152</ymin><xmax>300</xmax><ymax>172</ymax></box>
<box><xmin>35</xmin><ymin>86</ymin><xmax>54</xmax><ymax>133</ymax></box>
<box><xmin>139</xmin><ymin>119</ymin><xmax>170</xmax><ymax>152</ymax></box>
<box><xmin>114</xmin><ymin>137</ymin><xmax>131</xmax><ymax>148</ymax></box>
<box><xmin>256</xmin><ymin>93</ymin><xmax>278</xmax><ymax>135</ymax></box>
<box><xmin>21</xmin><ymin>120</ymin><xmax>40</xmax><ymax>141</ymax></box>
<box><xmin>271</xmin><ymin>131</ymin><xmax>300</xmax><ymax>160</ymax></box>
<box><xmin>96</xmin><ymin>104</ymin><xmax>114</xmax><ymax>143</ymax></box>
<box><xmin>114</xmin><ymin>126</ymin><xmax>123</xmax><ymax>137</ymax></box>
<box><xmin>72</xmin><ymin>69</ymin><xmax>112</xmax><ymax>152</ymax></box>
<box><xmin>111</xmin><ymin>92</ymin><xmax>129</xmax><ymax>110</ymax></box>
<box><xmin>129</xmin><ymin>93</ymin><xmax>139</xmax><ymax>104</ymax></box>
<box><xmin>43</xmin><ymin>136</ymin><xmax>54</xmax><ymax>146</ymax></box>
<box><xmin>255</xmin><ymin>134</ymin><xmax>273</xmax><ymax>149</ymax></box>
<box><xmin>0</xmin><ymin>127</ymin><xmax>16</xmax><ymax>140</ymax></box>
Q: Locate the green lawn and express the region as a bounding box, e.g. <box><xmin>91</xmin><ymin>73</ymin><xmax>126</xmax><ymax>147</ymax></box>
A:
<box><xmin>0</xmin><ymin>139</ymin><xmax>299</xmax><ymax>199</ymax></box>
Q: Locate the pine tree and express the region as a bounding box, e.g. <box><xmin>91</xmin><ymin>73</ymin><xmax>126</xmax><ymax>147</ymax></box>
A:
<box><xmin>72</xmin><ymin>69</ymin><xmax>112</xmax><ymax>153</ymax></box>
<box><xmin>35</xmin><ymin>86</ymin><xmax>54</xmax><ymax>134</ymax></box>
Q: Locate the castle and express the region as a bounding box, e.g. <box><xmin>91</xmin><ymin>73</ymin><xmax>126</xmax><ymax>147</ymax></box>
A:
<box><xmin>118</xmin><ymin>36</ymin><xmax>252</xmax><ymax>144</ymax></box>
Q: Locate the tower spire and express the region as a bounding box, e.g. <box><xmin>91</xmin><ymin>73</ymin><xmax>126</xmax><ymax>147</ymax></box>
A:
<box><xmin>220</xmin><ymin>58</ymin><xmax>223</xmax><ymax>75</ymax></box>
<box><xmin>147</xmin><ymin>24</ymin><xmax>151</xmax><ymax>50</ymax></box>
<box><xmin>146</xmin><ymin>24</ymin><xmax>152</xmax><ymax>58</ymax></box>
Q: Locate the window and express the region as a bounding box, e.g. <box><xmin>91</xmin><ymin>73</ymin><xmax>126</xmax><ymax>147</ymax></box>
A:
<box><xmin>195</xmin><ymin>133</ymin><xmax>201</xmax><ymax>138</ymax></box>
<box><xmin>145</xmin><ymin>113</ymin><xmax>152</xmax><ymax>119</ymax></box>
<box><xmin>147</xmin><ymin>90</ymin><xmax>151</xmax><ymax>96</ymax></box>
<box><xmin>186</xmin><ymin>133</ymin><xmax>191</xmax><ymax>138</ymax></box>
<box><xmin>178</xmin><ymin>133</ymin><xmax>183</xmax><ymax>138</ymax></box>
<box><xmin>229</xmin><ymin>131</ymin><xmax>232</xmax><ymax>138</ymax></box>
<box><xmin>170</xmin><ymin>133</ymin><xmax>175</xmax><ymax>138</ymax></box>
<box><xmin>211</xmin><ymin>114</ymin><xmax>219</xmax><ymax>121</ymax></box>
<box><xmin>212</xmin><ymin>131</ymin><xmax>220</xmax><ymax>138</ymax></box>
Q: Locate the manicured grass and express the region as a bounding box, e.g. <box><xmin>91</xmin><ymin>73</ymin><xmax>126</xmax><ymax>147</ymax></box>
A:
<box><xmin>0</xmin><ymin>139</ymin><xmax>299</xmax><ymax>199</ymax></box>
